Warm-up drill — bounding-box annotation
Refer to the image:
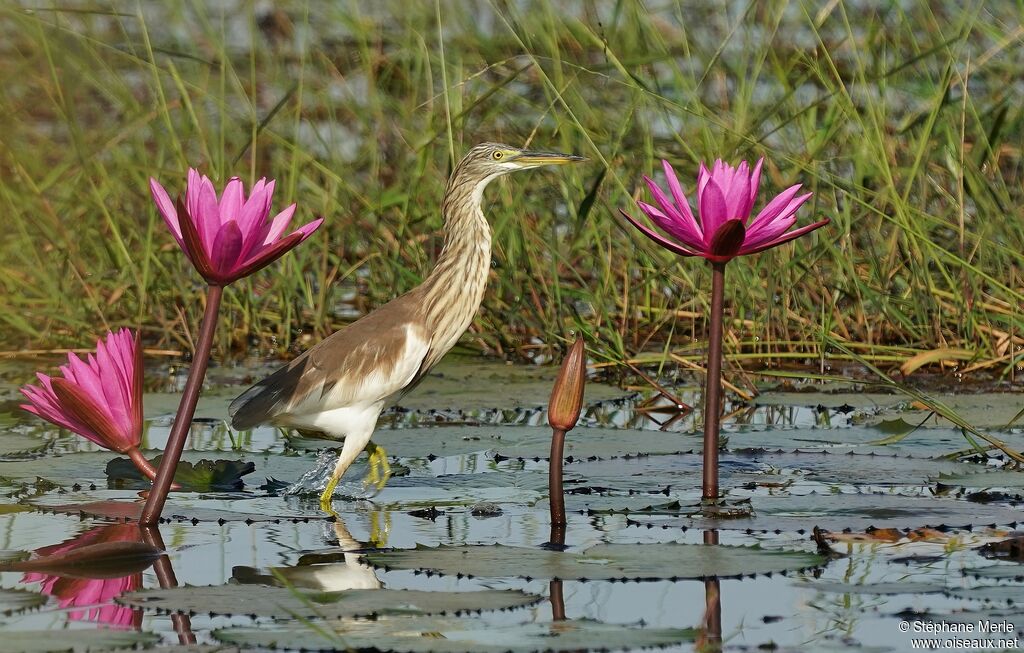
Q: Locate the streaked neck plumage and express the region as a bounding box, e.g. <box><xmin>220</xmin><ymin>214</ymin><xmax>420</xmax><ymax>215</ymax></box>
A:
<box><xmin>416</xmin><ymin>165</ymin><xmax>499</xmax><ymax>368</ymax></box>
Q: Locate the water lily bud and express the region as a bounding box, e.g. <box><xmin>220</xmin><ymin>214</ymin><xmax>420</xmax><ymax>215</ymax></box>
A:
<box><xmin>548</xmin><ymin>336</ymin><xmax>586</xmax><ymax>432</ymax></box>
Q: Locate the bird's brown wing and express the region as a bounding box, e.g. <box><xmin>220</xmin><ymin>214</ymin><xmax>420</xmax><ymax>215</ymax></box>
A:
<box><xmin>229</xmin><ymin>298</ymin><xmax>428</xmax><ymax>430</ymax></box>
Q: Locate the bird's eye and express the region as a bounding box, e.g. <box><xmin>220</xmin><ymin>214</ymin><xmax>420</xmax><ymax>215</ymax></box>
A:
<box><xmin>493</xmin><ymin>151</ymin><xmax>504</xmax><ymax>160</ymax></box>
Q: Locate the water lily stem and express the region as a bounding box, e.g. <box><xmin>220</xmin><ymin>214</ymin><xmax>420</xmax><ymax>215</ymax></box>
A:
<box><xmin>127</xmin><ymin>447</ymin><xmax>160</xmax><ymax>482</ymax></box>
<box><xmin>140</xmin><ymin>526</ymin><xmax>196</xmax><ymax>644</ymax></box>
<box><xmin>549</xmin><ymin>428</ymin><xmax>567</xmax><ymax>527</ymax></box>
<box><xmin>702</xmin><ymin>262</ymin><xmax>726</xmax><ymax>502</ymax></box>
<box><xmin>140</xmin><ymin>284</ymin><xmax>223</xmax><ymax>525</ymax></box>
<box><xmin>698</xmin><ymin>529</ymin><xmax>722</xmax><ymax>651</ymax></box>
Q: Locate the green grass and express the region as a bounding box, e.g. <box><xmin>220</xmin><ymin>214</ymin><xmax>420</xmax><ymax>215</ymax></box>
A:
<box><xmin>0</xmin><ymin>1</ymin><xmax>1022</xmax><ymax>380</ymax></box>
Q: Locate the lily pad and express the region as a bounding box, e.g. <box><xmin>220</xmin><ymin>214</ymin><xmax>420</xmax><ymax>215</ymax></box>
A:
<box><xmin>0</xmin><ymin>450</ymin><xmax>315</xmax><ymax>486</ymax></box>
<box><xmin>0</xmin><ymin>629</ymin><xmax>158</xmax><ymax>652</ymax></box>
<box><xmin>934</xmin><ymin>470</ymin><xmax>1024</xmax><ymax>489</ymax></box>
<box><xmin>569</xmin><ymin>449</ymin><xmax>974</xmax><ymax>492</ymax></box>
<box><xmin>372</xmin><ymin>425</ymin><xmax>693</xmax><ymax>460</ymax></box>
<box><xmin>365</xmin><ymin>543</ymin><xmax>826</xmax><ymax>580</ymax></box>
<box><xmin>215</xmin><ymin>617</ymin><xmax>695</xmax><ymax>653</ymax></box>
<box><xmin>0</xmin><ymin>587</ymin><xmax>47</xmax><ymax>615</ymax></box>
<box><xmin>105</xmin><ymin>455</ymin><xmax>255</xmax><ymax>491</ymax></box>
<box><xmin>946</xmin><ymin>586</ymin><xmax>1023</xmax><ymax>604</ymax></box>
<box><xmin>0</xmin><ymin>432</ymin><xmax>50</xmax><ymax>459</ymax></box>
<box><xmin>963</xmin><ymin>566</ymin><xmax>1024</xmax><ymax>581</ymax></box>
<box><xmin>804</xmin><ymin>580</ymin><xmax>943</xmax><ymax>595</ymax></box>
<box><xmin>27</xmin><ymin>495</ymin><xmax>333</xmax><ymax>524</ymax></box>
<box><xmin>119</xmin><ymin>585</ymin><xmax>540</xmax><ymax>618</ymax></box>
<box><xmin>627</xmin><ymin>492</ymin><xmax>1024</xmax><ymax>532</ymax></box>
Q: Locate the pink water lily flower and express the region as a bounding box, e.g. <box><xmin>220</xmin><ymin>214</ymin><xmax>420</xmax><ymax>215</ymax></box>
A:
<box><xmin>620</xmin><ymin>158</ymin><xmax>829</xmax><ymax>263</ymax></box>
<box><xmin>149</xmin><ymin>169</ymin><xmax>324</xmax><ymax>285</ymax></box>
<box><xmin>20</xmin><ymin>329</ymin><xmax>158</xmax><ymax>480</ymax></box>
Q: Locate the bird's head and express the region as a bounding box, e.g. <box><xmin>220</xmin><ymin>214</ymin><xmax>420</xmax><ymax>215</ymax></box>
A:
<box><xmin>454</xmin><ymin>142</ymin><xmax>584</xmax><ymax>188</ymax></box>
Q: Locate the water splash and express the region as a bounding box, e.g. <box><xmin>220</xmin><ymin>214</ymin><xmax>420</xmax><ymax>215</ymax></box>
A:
<box><xmin>282</xmin><ymin>450</ymin><xmax>375</xmax><ymax>500</ymax></box>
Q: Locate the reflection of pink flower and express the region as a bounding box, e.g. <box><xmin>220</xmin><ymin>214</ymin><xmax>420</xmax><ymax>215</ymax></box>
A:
<box><xmin>23</xmin><ymin>524</ymin><xmax>143</xmax><ymax>628</ymax></box>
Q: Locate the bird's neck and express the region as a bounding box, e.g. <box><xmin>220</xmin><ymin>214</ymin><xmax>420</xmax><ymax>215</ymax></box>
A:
<box><xmin>417</xmin><ymin>173</ymin><xmax>495</xmax><ymax>360</ymax></box>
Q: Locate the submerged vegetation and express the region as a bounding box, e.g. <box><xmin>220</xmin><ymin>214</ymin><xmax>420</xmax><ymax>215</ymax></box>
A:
<box><xmin>1</xmin><ymin>2</ymin><xmax>1023</xmax><ymax>379</ymax></box>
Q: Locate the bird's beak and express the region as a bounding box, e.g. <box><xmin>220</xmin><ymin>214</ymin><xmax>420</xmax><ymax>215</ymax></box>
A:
<box><xmin>511</xmin><ymin>150</ymin><xmax>586</xmax><ymax>168</ymax></box>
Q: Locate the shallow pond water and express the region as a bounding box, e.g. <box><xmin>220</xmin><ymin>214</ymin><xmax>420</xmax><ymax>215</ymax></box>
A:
<box><xmin>0</xmin><ymin>357</ymin><xmax>1022</xmax><ymax>652</ymax></box>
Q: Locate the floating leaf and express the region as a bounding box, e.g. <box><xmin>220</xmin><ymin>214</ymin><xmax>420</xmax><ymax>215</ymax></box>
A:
<box><xmin>0</xmin><ymin>540</ymin><xmax>161</xmax><ymax>578</ymax></box>
<box><xmin>962</xmin><ymin>566</ymin><xmax>1024</xmax><ymax>581</ymax></box>
<box><xmin>106</xmin><ymin>455</ymin><xmax>254</xmax><ymax>490</ymax></box>
<box><xmin>0</xmin><ymin>588</ymin><xmax>47</xmax><ymax>615</ymax></box>
<box><xmin>372</xmin><ymin>425</ymin><xmax>692</xmax><ymax>460</ymax></box>
<box><xmin>946</xmin><ymin>586</ymin><xmax>1023</xmax><ymax>604</ymax></box>
<box><xmin>215</xmin><ymin>617</ymin><xmax>695</xmax><ymax>653</ymax></box>
<box><xmin>28</xmin><ymin>495</ymin><xmax>332</xmax><ymax>524</ymax></box>
<box><xmin>0</xmin><ymin>432</ymin><xmax>50</xmax><ymax>459</ymax></box>
<box><xmin>627</xmin><ymin>493</ymin><xmax>1024</xmax><ymax>533</ymax></box>
<box><xmin>569</xmin><ymin>449</ymin><xmax>976</xmax><ymax>491</ymax></box>
<box><xmin>120</xmin><ymin>585</ymin><xmax>540</xmax><ymax>618</ymax></box>
<box><xmin>0</xmin><ymin>450</ymin><xmax>313</xmax><ymax>486</ymax></box>
<box><xmin>0</xmin><ymin>630</ymin><xmax>158</xmax><ymax>652</ymax></box>
<box><xmin>365</xmin><ymin>543</ymin><xmax>825</xmax><ymax>580</ymax></box>
<box><xmin>934</xmin><ymin>469</ymin><xmax>1024</xmax><ymax>489</ymax></box>
<box><xmin>805</xmin><ymin>580</ymin><xmax>943</xmax><ymax>595</ymax></box>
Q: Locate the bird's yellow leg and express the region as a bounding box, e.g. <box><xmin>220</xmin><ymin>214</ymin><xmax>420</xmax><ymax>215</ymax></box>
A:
<box><xmin>362</xmin><ymin>442</ymin><xmax>392</xmax><ymax>493</ymax></box>
<box><xmin>319</xmin><ymin>473</ymin><xmax>341</xmax><ymax>511</ymax></box>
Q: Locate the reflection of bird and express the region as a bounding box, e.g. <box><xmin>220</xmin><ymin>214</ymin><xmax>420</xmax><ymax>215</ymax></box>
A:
<box><xmin>230</xmin><ymin>143</ymin><xmax>583</xmax><ymax>507</ymax></box>
<box><xmin>233</xmin><ymin>512</ymin><xmax>381</xmax><ymax>591</ymax></box>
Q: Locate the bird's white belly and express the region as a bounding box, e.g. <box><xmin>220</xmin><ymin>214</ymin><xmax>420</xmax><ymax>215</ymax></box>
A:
<box><xmin>283</xmin><ymin>401</ymin><xmax>385</xmax><ymax>439</ymax></box>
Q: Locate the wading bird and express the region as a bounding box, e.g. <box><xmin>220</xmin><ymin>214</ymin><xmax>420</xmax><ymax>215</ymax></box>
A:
<box><xmin>230</xmin><ymin>143</ymin><xmax>583</xmax><ymax>508</ymax></box>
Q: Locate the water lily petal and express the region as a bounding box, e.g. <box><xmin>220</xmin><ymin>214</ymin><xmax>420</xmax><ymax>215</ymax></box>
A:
<box><xmin>740</xmin><ymin>217</ymin><xmax>830</xmax><ymax>256</ymax></box>
<box><xmin>176</xmin><ymin>197</ymin><xmax>217</xmax><ymax>280</ymax></box>
<box><xmin>237</xmin><ymin>181</ymin><xmax>273</xmax><ymax>241</ymax></box>
<box><xmin>661</xmin><ymin>161</ymin><xmax>701</xmax><ymax>232</ymax></box>
<box><xmin>261</xmin><ymin>204</ymin><xmax>297</xmax><ymax>245</ymax></box>
<box><xmin>721</xmin><ymin>163</ymin><xmax>751</xmax><ymax>223</ymax></box>
<box><xmin>746</xmin><ymin>191</ymin><xmax>812</xmax><ymax>245</ymax></box>
<box><xmin>50</xmin><ymin>379</ymin><xmax>130</xmax><ymax>450</ymax></box>
<box><xmin>234</xmin><ymin>231</ymin><xmax>305</xmax><ymax>279</ymax></box>
<box><xmin>219</xmin><ymin>178</ymin><xmax>245</xmax><ymax>225</ymax></box>
<box><xmin>211</xmin><ymin>221</ymin><xmax>245</xmax><ymax>277</ymax></box>
<box><xmin>698</xmin><ymin>178</ymin><xmax>728</xmax><ymax>244</ymax></box>
<box><xmin>63</xmin><ymin>353</ymin><xmax>105</xmax><ymax>409</ymax></box>
<box><xmin>745</xmin><ymin>158</ymin><xmax>764</xmax><ymax>218</ymax></box>
<box><xmin>148</xmin><ymin>179</ymin><xmax>183</xmax><ymax>245</ymax></box>
<box><xmin>743</xmin><ymin>215</ymin><xmax>797</xmax><ymax>250</ymax></box>
<box><xmin>618</xmin><ymin>210</ymin><xmax>700</xmax><ymax>257</ymax></box>
<box><xmin>747</xmin><ymin>184</ymin><xmax>805</xmax><ymax>233</ymax></box>
<box><xmin>185</xmin><ymin>169</ymin><xmax>202</xmax><ymax>224</ymax></box>
<box><xmin>197</xmin><ymin>174</ymin><xmax>221</xmax><ymax>254</ymax></box>
<box><xmin>94</xmin><ymin>337</ymin><xmax>130</xmax><ymax>436</ymax></box>
<box><xmin>708</xmin><ymin>219</ymin><xmax>746</xmax><ymax>261</ymax></box>
<box><xmin>697</xmin><ymin>162</ymin><xmax>711</xmax><ymax>199</ymax></box>
<box><xmin>637</xmin><ymin>201</ymin><xmax>705</xmax><ymax>251</ymax></box>
<box><xmin>293</xmin><ymin>216</ymin><xmax>324</xmax><ymax>239</ymax></box>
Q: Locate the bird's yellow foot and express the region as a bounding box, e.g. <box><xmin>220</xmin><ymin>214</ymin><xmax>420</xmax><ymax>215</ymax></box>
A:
<box><xmin>320</xmin><ymin>474</ymin><xmax>341</xmax><ymax>511</ymax></box>
<box><xmin>362</xmin><ymin>442</ymin><xmax>392</xmax><ymax>494</ymax></box>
